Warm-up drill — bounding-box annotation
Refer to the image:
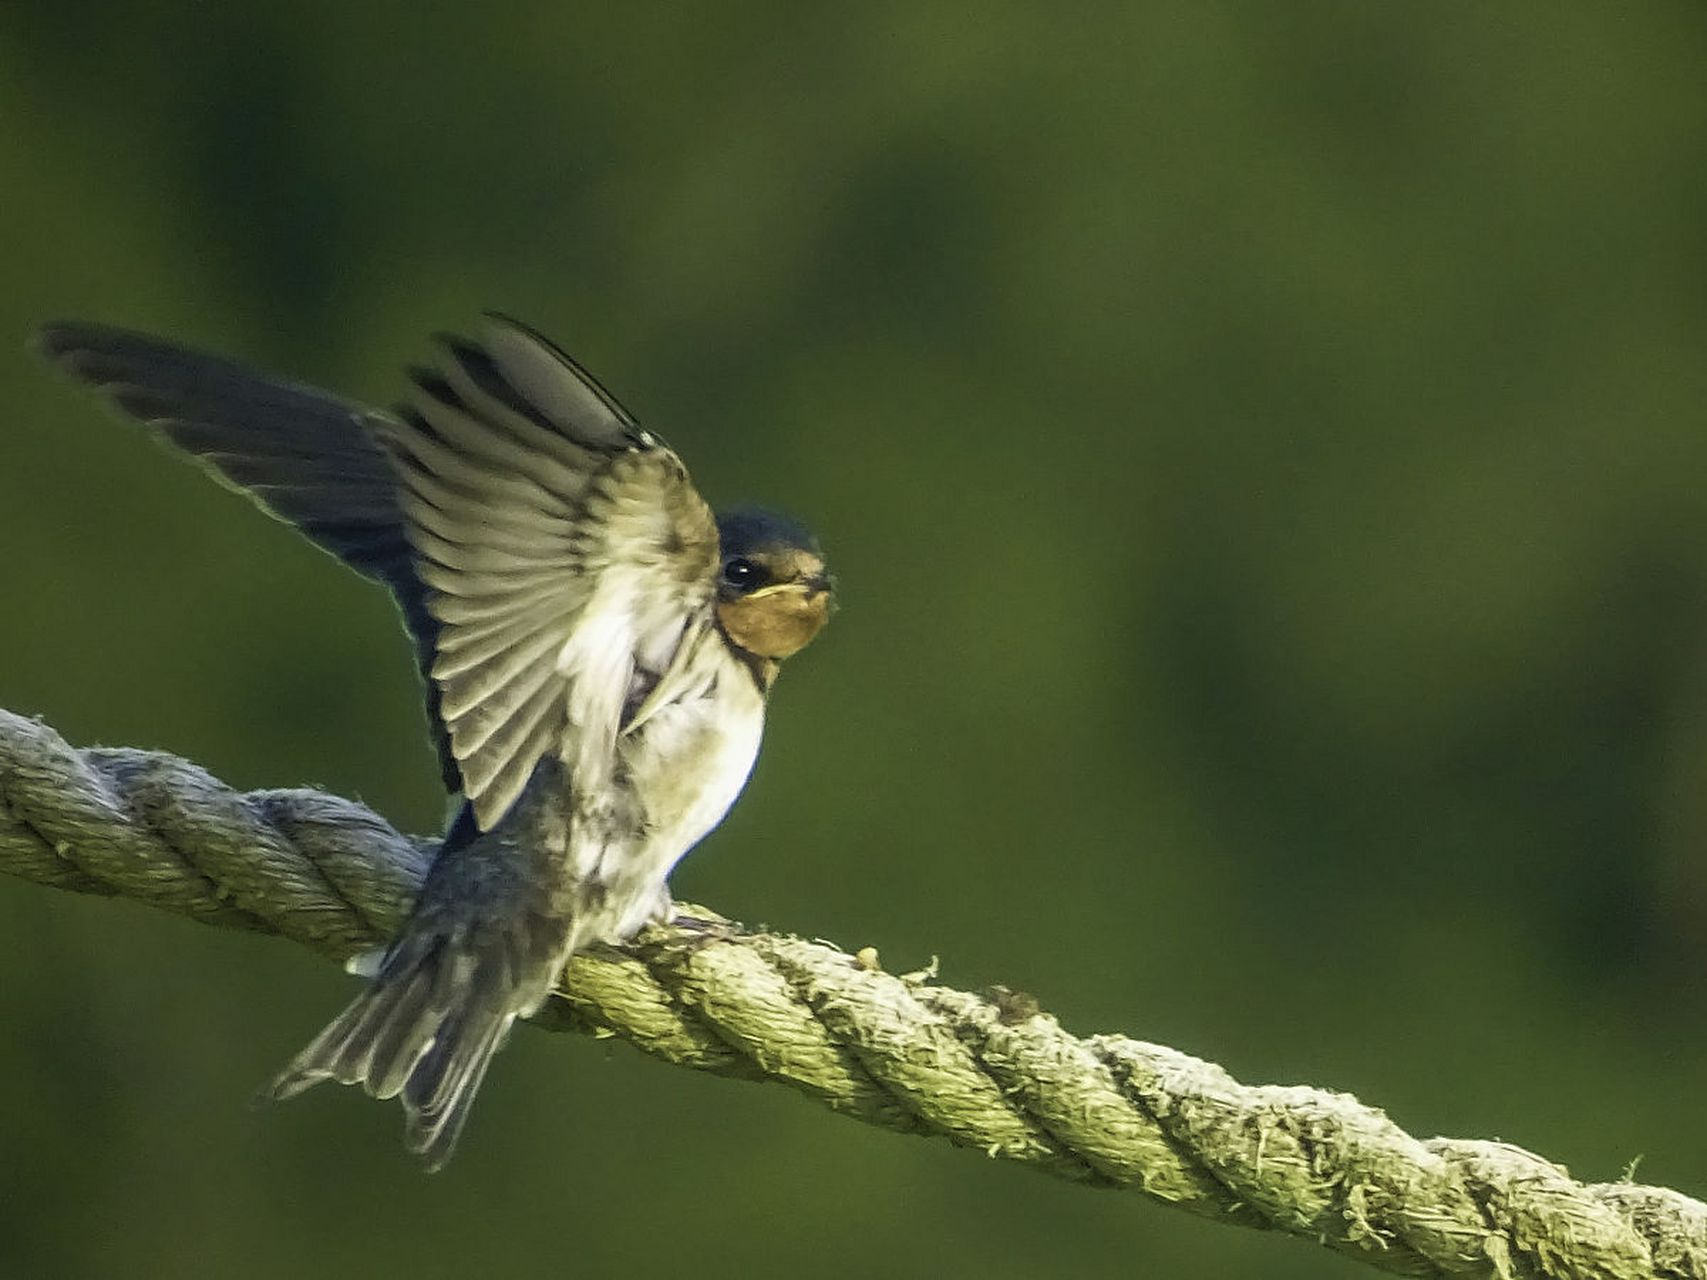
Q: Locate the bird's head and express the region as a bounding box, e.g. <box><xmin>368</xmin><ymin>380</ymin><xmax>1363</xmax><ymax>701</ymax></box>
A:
<box><xmin>712</xmin><ymin>507</ymin><xmax>834</xmax><ymax>662</ymax></box>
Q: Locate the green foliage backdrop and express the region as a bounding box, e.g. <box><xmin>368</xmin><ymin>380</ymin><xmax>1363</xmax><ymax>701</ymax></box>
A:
<box><xmin>2</xmin><ymin>5</ymin><xmax>1705</xmax><ymax>1276</ymax></box>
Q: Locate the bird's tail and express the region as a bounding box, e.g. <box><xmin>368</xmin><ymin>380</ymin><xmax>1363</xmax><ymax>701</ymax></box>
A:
<box><xmin>262</xmin><ymin>909</ymin><xmax>570</xmax><ymax>1170</ymax></box>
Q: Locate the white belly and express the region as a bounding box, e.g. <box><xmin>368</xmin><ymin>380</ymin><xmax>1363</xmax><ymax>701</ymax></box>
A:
<box><xmin>627</xmin><ymin>667</ymin><xmax>766</xmax><ymax>862</ymax></box>
<box><xmin>582</xmin><ymin>653</ymin><xmax>766</xmax><ymax>941</ymax></box>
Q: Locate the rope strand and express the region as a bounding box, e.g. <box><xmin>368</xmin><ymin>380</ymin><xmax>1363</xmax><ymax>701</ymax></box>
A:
<box><xmin>0</xmin><ymin>707</ymin><xmax>1699</xmax><ymax>1279</ymax></box>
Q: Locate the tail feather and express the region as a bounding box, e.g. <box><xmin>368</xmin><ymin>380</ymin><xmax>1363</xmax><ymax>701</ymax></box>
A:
<box><xmin>261</xmin><ymin>926</ymin><xmax>537</xmax><ymax>1170</ymax></box>
<box><xmin>262</xmin><ymin>795</ymin><xmax>586</xmax><ymax>1169</ymax></box>
<box><xmin>262</xmin><ymin>1000</ymin><xmax>372</xmax><ymax>1102</ymax></box>
<box><xmin>403</xmin><ymin>1010</ymin><xmax>513</xmax><ymax>1167</ymax></box>
<box><xmin>366</xmin><ymin>961</ymin><xmax>447</xmax><ymax>1101</ymax></box>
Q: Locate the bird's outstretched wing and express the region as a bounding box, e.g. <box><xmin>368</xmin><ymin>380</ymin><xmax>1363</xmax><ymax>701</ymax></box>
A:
<box><xmin>34</xmin><ymin>321</ymin><xmax>459</xmax><ymax>789</ymax></box>
<box><xmin>36</xmin><ymin>318</ymin><xmax>722</xmax><ymax>832</ymax></box>
<box><xmin>380</xmin><ymin>314</ymin><xmax>720</xmax><ymax>830</ymax></box>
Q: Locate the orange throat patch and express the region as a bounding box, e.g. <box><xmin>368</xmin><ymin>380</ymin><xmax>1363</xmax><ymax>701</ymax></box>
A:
<box><xmin>716</xmin><ymin>588</ymin><xmax>831</xmax><ymax>661</ymax></box>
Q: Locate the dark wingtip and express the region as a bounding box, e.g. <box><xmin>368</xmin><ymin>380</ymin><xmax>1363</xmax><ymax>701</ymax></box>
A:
<box><xmin>407</xmin><ymin>362</ymin><xmax>468</xmax><ymax>413</ymax></box>
<box><xmin>32</xmin><ymin>323</ymin><xmax>122</xmax><ymax>389</ymax></box>
<box><xmin>31</xmin><ymin>320</ymin><xmax>154</xmax><ymax>388</ymax></box>
<box><xmin>427</xmin><ymin>332</ymin><xmax>489</xmax><ymax>380</ymax></box>
<box><xmin>404</xmin><ymin>362</ymin><xmax>443</xmax><ymax>390</ymax></box>
<box><xmin>31</xmin><ymin>320</ymin><xmax>89</xmax><ymax>365</ymax></box>
<box><xmin>430</xmin><ymin>331</ymin><xmax>487</xmax><ymax>371</ymax></box>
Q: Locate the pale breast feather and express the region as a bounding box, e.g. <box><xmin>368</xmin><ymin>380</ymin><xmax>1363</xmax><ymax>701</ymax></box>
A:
<box><xmin>374</xmin><ymin>314</ymin><xmax>720</xmax><ymax>831</ymax></box>
<box><xmin>614</xmin><ymin>640</ymin><xmax>768</xmax><ymax>907</ymax></box>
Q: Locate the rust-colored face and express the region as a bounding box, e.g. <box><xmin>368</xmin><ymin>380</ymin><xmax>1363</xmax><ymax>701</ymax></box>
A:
<box><xmin>715</xmin><ymin>547</ymin><xmax>833</xmax><ymax>660</ymax></box>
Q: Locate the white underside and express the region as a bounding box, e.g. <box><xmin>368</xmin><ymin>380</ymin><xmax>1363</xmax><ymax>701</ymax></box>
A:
<box><xmin>565</xmin><ymin>630</ymin><xmax>766</xmax><ymax>943</ymax></box>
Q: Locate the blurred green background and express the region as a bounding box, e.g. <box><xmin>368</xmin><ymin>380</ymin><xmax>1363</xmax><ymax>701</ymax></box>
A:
<box><xmin>3</xmin><ymin>4</ymin><xmax>1706</xmax><ymax>1276</ymax></box>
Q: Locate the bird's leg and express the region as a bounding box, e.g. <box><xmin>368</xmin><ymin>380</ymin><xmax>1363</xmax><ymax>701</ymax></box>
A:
<box><xmin>654</xmin><ymin>895</ymin><xmax>741</xmax><ymax>950</ymax></box>
<box><xmin>647</xmin><ymin>884</ymin><xmax>677</xmax><ymax>927</ymax></box>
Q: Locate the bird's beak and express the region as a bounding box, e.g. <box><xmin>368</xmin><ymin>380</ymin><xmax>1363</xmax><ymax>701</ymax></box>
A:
<box><xmin>748</xmin><ymin>575</ymin><xmax>834</xmax><ymax>602</ymax></box>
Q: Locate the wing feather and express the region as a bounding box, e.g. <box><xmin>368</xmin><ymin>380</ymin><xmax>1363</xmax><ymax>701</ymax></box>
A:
<box><xmin>435</xmin><ymin>624</ymin><xmax>564</xmax><ymax>722</ymax></box>
<box><xmin>34</xmin><ymin>321</ymin><xmax>463</xmax><ymax>793</ymax></box>
<box><xmin>396</xmin><ymin>476</ymin><xmax>571</xmax><ymax>546</ymax></box>
<box><xmin>410</xmin><ymin>368</ymin><xmax>596</xmax><ymax>498</ymax></box>
<box><xmin>407</xmin><ymin>526</ymin><xmax>571</xmax><ymax>577</ymax></box>
<box><xmin>433</xmin><ymin>339</ymin><xmax>610</xmax><ymax>474</ymax></box>
<box><xmin>37</xmin><ymin>316</ymin><xmax>719</xmax><ymax>834</ymax></box>
<box><xmin>452</xmin><ymin>675</ymin><xmax>563</xmax><ymax>767</ymax></box>
<box><xmin>432</xmin><ymin>614</ymin><xmax>560</xmax><ymax>674</ymax></box>
<box><xmin>377</xmin><ymin>314</ymin><xmax>719</xmax><ymax>830</ymax></box>
<box><xmin>480</xmin><ymin>321</ymin><xmax>638</xmax><ymax>443</ymax></box>
<box><xmin>388</xmin><ymin>418</ymin><xmax>572</xmax><ymax>517</ymax></box>
<box><xmin>423</xmin><ymin>588</ymin><xmax>573</xmax><ymax>629</ymax></box>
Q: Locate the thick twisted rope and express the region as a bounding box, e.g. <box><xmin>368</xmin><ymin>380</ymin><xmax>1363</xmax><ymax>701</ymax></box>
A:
<box><xmin>0</xmin><ymin>709</ymin><xmax>1701</xmax><ymax>1279</ymax></box>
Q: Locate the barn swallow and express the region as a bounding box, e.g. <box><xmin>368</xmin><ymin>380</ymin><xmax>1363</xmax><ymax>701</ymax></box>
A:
<box><xmin>36</xmin><ymin>315</ymin><xmax>833</xmax><ymax>1168</ymax></box>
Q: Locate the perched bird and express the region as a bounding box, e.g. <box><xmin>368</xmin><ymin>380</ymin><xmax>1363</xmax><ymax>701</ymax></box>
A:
<box><xmin>36</xmin><ymin>315</ymin><xmax>833</xmax><ymax>1168</ymax></box>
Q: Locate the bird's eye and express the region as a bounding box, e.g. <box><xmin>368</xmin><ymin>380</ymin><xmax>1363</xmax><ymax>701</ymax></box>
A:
<box><xmin>722</xmin><ymin>557</ymin><xmax>763</xmax><ymax>590</ymax></box>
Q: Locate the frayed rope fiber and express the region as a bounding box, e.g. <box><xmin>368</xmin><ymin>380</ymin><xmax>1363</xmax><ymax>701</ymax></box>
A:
<box><xmin>0</xmin><ymin>707</ymin><xmax>1701</xmax><ymax>1278</ymax></box>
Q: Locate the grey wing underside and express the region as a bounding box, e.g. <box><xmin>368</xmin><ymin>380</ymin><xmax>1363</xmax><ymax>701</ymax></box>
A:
<box><xmin>34</xmin><ymin>321</ymin><xmax>461</xmax><ymax>792</ymax></box>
